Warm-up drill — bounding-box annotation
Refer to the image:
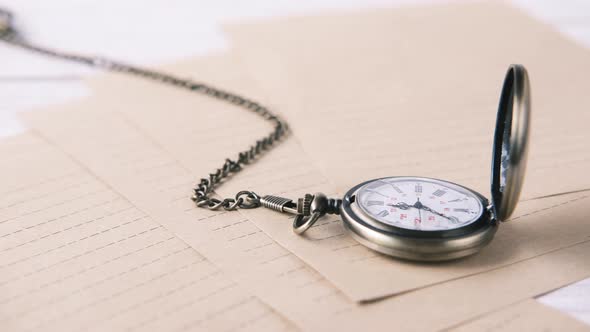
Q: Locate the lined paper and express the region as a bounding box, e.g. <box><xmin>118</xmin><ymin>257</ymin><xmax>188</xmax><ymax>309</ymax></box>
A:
<box><xmin>450</xmin><ymin>299</ymin><xmax>590</xmax><ymax>332</ymax></box>
<box><xmin>25</xmin><ymin>103</ymin><xmax>359</xmax><ymax>331</ymax></box>
<box><xmin>23</xmin><ymin>83</ymin><xmax>590</xmax><ymax>331</ymax></box>
<box><xmin>225</xmin><ymin>2</ymin><xmax>590</xmax><ymax>200</ymax></box>
<box><xmin>84</xmin><ymin>45</ymin><xmax>590</xmax><ymax>302</ymax></box>
<box><xmin>0</xmin><ymin>133</ymin><xmax>292</xmax><ymax>332</ymax></box>
<box><xmin>5</xmin><ymin>1</ymin><xmax>590</xmax><ymax>330</ymax></box>
<box><xmin>24</xmin><ymin>106</ymin><xmax>356</xmax><ymax>330</ymax></box>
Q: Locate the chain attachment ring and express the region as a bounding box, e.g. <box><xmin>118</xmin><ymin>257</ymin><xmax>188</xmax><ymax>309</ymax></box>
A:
<box><xmin>235</xmin><ymin>191</ymin><xmax>261</xmax><ymax>209</ymax></box>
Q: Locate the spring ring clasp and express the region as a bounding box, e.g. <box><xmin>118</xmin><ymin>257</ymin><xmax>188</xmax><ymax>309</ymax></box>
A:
<box><xmin>259</xmin><ymin>192</ymin><xmax>341</xmax><ymax>235</ymax></box>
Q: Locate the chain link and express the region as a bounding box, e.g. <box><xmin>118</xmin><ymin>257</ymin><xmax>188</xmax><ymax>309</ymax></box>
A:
<box><xmin>0</xmin><ymin>8</ymin><xmax>288</xmax><ymax>211</ymax></box>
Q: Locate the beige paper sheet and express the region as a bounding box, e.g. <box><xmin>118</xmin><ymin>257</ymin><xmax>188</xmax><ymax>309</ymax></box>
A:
<box><xmin>23</xmin><ymin>89</ymin><xmax>590</xmax><ymax>331</ymax></box>
<box><xmin>28</xmin><ymin>109</ymin><xmax>355</xmax><ymax>331</ymax></box>
<box><xmin>0</xmin><ymin>133</ymin><xmax>292</xmax><ymax>332</ymax></box>
<box><xmin>450</xmin><ymin>299</ymin><xmax>590</xmax><ymax>332</ymax></box>
<box><xmin>226</xmin><ymin>1</ymin><xmax>590</xmax><ymax>200</ymax></box>
<box><xmin>85</xmin><ymin>47</ymin><xmax>590</xmax><ymax>303</ymax></box>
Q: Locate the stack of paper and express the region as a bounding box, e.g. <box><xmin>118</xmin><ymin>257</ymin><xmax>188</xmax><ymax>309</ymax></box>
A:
<box><xmin>1</xmin><ymin>2</ymin><xmax>589</xmax><ymax>331</ymax></box>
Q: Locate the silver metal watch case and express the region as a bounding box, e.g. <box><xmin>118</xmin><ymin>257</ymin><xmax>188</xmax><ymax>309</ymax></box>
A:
<box><xmin>339</xmin><ymin>64</ymin><xmax>531</xmax><ymax>262</ymax></box>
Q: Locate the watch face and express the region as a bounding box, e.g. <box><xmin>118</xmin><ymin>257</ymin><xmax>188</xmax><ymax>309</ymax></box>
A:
<box><xmin>357</xmin><ymin>177</ymin><xmax>484</xmax><ymax>231</ymax></box>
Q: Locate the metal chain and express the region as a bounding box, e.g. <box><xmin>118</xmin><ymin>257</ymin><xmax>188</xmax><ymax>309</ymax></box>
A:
<box><xmin>0</xmin><ymin>8</ymin><xmax>288</xmax><ymax>212</ymax></box>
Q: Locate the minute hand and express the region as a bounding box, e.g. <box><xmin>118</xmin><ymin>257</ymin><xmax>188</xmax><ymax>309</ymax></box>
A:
<box><xmin>420</xmin><ymin>205</ymin><xmax>453</xmax><ymax>221</ymax></box>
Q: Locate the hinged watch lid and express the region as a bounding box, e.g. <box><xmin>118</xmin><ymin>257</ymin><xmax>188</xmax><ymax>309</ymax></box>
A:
<box><xmin>490</xmin><ymin>64</ymin><xmax>531</xmax><ymax>222</ymax></box>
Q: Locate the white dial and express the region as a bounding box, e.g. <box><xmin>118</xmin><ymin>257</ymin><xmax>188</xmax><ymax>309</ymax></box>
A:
<box><xmin>357</xmin><ymin>177</ymin><xmax>484</xmax><ymax>231</ymax></box>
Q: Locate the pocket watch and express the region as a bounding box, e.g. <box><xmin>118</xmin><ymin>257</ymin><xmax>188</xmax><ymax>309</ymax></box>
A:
<box><xmin>259</xmin><ymin>64</ymin><xmax>531</xmax><ymax>261</ymax></box>
<box><xmin>340</xmin><ymin>65</ymin><xmax>530</xmax><ymax>261</ymax></box>
<box><xmin>1</xmin><ymin>7</ymin><xmax>530</xmax><ymax>262</ymax></box>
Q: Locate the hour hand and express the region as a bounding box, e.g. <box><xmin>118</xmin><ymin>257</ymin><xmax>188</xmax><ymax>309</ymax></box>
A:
<box><xmin>386</xmin><ymin>202</ymin><xmax>412</xmax><ymax>210</ymax></box>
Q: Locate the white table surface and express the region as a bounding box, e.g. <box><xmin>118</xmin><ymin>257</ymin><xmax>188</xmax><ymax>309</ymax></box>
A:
<box><xmin>0</xmin><ymin>0</ymin><xmax>588</xmax><ymax>326</ymax></box>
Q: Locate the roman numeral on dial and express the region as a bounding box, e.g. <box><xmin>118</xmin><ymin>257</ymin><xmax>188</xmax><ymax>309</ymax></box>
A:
<box><xmin>376</xmin><ymin>210</ymin><xmax>389</xmax><ymax>217</ymax></box>
<box><xmin>432</xmin><ymin>189</ymin><xmax>446</xmax><ymax>197</ymax></box>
